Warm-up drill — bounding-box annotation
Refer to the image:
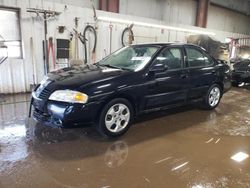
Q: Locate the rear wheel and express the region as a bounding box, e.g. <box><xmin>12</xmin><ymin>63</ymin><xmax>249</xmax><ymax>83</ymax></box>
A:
<box><xmin>96</xmin><ymin>98</ymin><xmax>133</xmax><ymax>137</ymax></box>
<box><xmin>203</xmin><ymin>84</ymin><xmax>222</xmax><ymax>110</ymax></box>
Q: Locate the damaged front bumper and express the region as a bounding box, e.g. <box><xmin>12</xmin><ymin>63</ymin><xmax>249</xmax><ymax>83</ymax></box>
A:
<box><xmin>30</xmin><ymin>92</ymin><xmax>101</xmax><ymax>127</ymax></box>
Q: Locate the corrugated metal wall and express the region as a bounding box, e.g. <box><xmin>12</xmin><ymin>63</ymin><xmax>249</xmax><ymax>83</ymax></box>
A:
<box><xmin>0</xmin><ymin>1</ymin><xmax>249</xmax><ymax>94</ymax></box>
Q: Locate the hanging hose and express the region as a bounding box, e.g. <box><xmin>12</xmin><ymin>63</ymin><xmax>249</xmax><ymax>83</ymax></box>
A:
<box><xmin>121</xmin><ymin>25</ymin><xmax>134</xmax><ymax>47</ymax></box>
<box><xmin>83</xmin><ymin>25</ymin><xmax>97</xmax><ymax>64</ymax></box>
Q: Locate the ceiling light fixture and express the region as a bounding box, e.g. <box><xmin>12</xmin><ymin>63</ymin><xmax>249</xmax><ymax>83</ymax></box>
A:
<box><xmin>98</xmin><ymin>16</ymin><xmax>216</xmax><ymax>36</ymax></box>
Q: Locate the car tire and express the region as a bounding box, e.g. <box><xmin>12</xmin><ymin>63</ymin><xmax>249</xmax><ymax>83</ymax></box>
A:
<box><xmin>202</xmin><ymin>84</ymin><xmax>222</xmax><ymax>110</ymax></box>
<box><xmin>96</xmin><ymin>98</ymin><xmax>134</xmax><ymax>137</ymax></box>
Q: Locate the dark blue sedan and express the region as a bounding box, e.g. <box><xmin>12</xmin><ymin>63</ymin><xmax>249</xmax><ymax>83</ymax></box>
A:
<box><xmin>31</xmin><ymin>43</ymin><xmax>231</xmax><ymax>137</ymax></box>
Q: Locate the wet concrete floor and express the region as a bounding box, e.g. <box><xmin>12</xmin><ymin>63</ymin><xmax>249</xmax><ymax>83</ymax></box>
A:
<box><xmin>0</xmin><ymin>87</ymin><xmax>250</xmax><ymax>188</ymax></box>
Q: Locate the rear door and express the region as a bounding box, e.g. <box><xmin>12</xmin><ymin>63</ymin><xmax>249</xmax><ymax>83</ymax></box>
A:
<box><xmin>144</xmin><ymin>46</ymin><xmax>189</xmax><ymax>109</ymax></box>
<box><xmin>184</xmin><ymin>45</ymin><xmax>217</xmax><ymax>100</ymax></box>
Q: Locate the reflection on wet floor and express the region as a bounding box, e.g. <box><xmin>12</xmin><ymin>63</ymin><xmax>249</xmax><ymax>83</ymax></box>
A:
<box><xmin>0</xmin><ymin>88</ymin><xmax>250</xmax><ymax>188</ymax></box>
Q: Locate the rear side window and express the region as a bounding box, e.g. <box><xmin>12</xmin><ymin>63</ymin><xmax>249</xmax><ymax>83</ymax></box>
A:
<box><xmin>155</xmin><ymin>47</ymin><xmax>182</xmax><ymax>70</ymax></box>
<box><xmin>186</xmin><ymin>47</ymin><xmax>214</xmax><ymax>68</ymax></box>
<box><xmin>203</xmin><ymin>53</ymin><xmax>214</xmax><ymax>66</ymax></box>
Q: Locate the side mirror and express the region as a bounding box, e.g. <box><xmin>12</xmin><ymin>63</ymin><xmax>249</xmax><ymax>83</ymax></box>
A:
<box><xmin>149</xmin><ymin>62</ymin><xmax>168</xmax><ymax>73</ymax></box>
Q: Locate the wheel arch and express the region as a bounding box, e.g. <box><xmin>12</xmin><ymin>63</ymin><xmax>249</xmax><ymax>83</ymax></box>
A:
<box><xmin>214</xmin><ymin>81</ymin><xmax>224</xmax><ymax>93</ymax></box>
<box><xmin>95</xmin><ymin>92</ymin><xmax>138</xmax><ymax>121</ymax></box>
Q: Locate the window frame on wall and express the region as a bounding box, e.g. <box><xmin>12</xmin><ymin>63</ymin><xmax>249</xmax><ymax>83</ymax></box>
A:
<box><xmin>0</xmin><ymin>6</ymin><xmax>23</xmax><ymax>59</ymax></box>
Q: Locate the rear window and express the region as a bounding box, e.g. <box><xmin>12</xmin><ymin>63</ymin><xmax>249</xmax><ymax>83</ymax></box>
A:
<box><xmin>186</xmin><ymin>47</ymin><xmax>214</xmax><ymax>68</ymax></box>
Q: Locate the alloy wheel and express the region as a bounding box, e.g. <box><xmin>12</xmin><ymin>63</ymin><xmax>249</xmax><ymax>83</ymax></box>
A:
<box><xmin>208</xmin><ymin>87</ymin><xmax>221</xmax><ymax>107</ymax></box>
<box><xmin>105</xmin><ymin>103</ymin><xmax>131</xmax><ymax>133</ymax></box>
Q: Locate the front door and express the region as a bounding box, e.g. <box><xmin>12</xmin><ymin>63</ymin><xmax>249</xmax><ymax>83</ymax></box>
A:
<box><xmin>144</xmin><ymin>46</ymin><xmax>189</xmax><ymax>109</ymax></box>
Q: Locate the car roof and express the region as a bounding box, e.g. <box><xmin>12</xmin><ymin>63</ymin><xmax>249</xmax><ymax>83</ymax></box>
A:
<box><xmin>131</xmin><ymin>42</ymin><xmax>203</xmax><ymax>49</ymax></box>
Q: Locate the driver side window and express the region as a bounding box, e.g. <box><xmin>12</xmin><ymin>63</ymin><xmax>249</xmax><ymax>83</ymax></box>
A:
<box><xmin>155</xmin><ymin>47</ymin><xmax>183</xmax><ymax>70</ymax></box>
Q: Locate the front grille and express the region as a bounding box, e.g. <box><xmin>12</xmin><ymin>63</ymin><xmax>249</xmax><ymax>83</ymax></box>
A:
<box><xmin>34</xmin><ymin>79</ymin><xmax>53</xmax><ymax>100</ymax></box>
<box><xmin>38</xmin><ymin>87</ymin><xmax>51</xmax><ymax>100</ymax></box>
<box><xmin>33</xmin><ymin>108</ymin><xmax>51</xmax><ymax>122</ymax></box>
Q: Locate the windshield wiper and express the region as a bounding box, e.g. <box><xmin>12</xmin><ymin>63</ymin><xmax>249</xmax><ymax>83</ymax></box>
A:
<box><xmin>100</xmin><ymin>64</ymin><xmax>122</xmax><ymax>69</ymax></box>
<box><xmin>99</xmin><ymin>64</ymin><xmax>132</xmax><ymax>71</ymax></box>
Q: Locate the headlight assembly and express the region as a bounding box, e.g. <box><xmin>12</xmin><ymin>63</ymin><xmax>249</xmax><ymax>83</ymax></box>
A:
<box><xmin>49</xmin><ymin>90</ymin><xmax>88</xmax><ymax>104</ymax></box>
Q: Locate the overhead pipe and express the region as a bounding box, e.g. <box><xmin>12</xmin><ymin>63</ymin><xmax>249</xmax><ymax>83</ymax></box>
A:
<box><xmin>196</xmin><ymin>0</ymin><xmax>210</xmax><ymax>28</ymax></box>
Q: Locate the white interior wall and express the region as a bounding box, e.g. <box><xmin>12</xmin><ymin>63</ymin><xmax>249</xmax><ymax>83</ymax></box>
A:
<box><xmin>119</xmin><ymin>0</ymin><xmax>165</xmax><ymax>20</ymax></box>
<box><xmin>0</xmin><ymin>0</ymin><xmax>249</xmax><ymax>94</ymax></box>
<box><xmin>0</xmin><ymin>0</ymin><xmax>98</xmax><ymax>93</ymax></box>
<box><xmin>119</xmin><ymin>0</ymin><xmax>250</xmax><ymax>35</ymax></box>
<box><xmin>207</xmin><ymin>4</ymin><xmax>250</xmax><ymax>35</ymax></box>
<box><xmin>0</xmin><ymin>0</ymin><xmax>98</xmax><ymax>9</ymax></box>
<box><xmin>162</xmin><ymin>0</ymin><xmax>197</xmax><ymax>26</ymax></box>
<box><xmin>119</xmin><ymin>0</ymin><xmax>197</xmax><ymax>26</ymax></box>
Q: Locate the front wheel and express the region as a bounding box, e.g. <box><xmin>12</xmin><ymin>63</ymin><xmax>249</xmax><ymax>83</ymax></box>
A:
<box><xmin>96</xmin><ymin>98</ymin><xmax>134</xmax><ymax>137</ymax></box>
<box><xmin>203</xmin><ymin>84</ymin><xmax>222</xmax><ymax>110</ymax></box>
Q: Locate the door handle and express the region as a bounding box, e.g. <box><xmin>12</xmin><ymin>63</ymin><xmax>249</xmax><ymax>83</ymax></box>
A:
<box><xmin>211</xmin><ymin>70</ymin><xmax>216</xmax><ymax>74</ymax></box>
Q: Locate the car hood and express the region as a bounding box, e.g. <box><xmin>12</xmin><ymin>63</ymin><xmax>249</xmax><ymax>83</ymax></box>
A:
<box><xmin>46</xmin><ymin>64</ymin><xmax>131</xmax><ymax>89</ymax></box>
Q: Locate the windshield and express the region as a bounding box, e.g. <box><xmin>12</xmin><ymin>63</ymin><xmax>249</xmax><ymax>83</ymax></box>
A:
<box><xmin>98</xmin><ymin>46</ymin><xmax>159</xmax><ymax>71</ymax></box>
